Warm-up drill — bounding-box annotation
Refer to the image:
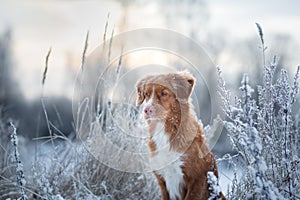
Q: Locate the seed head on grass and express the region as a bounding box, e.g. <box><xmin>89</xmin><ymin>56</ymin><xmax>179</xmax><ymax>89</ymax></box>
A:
<box><xmin>255</xmin><ymin>22</ymin><xmax>264</xmax><ymax>47</ymax></box>
<box><xmin>42</xmin><ymin>47</ymin><xmax>52</xmax><ymax>86</ymax></box>
<box><xmin>255</xmin><ymin>22</ymin><xmax>267</xmax><ymax>67</ymax></box>
<box><xmin>81</xmin><ymin>31</ymin><xmax>89</xmax><ymax>72</ymax></box>
<box><xmin>103</xmin><ymin>12</ymin><xmax>110</xmax><ymax>43</ymax></box>
<box><xmin>108</xmin><ymin>25</ymin><xmax>115</xmax><ymax>62</ymax></box>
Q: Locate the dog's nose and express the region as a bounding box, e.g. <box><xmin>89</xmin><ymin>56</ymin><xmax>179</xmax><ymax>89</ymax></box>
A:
<box><xmin>144</xmin><ymin>106</ymin><xmax>154</xmax><ymax>115</ymax></box>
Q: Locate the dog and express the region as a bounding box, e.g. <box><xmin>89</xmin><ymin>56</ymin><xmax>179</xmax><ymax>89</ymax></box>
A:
<box><xmin>136</xmin><ymin>71</ymin><xmax>226</xmax><ymax>200</ymax></box>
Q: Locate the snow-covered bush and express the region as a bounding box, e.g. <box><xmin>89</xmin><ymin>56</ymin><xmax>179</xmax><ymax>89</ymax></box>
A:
<box><xmin>1</xmin><ymin>22</ymin><xmax>299</xmax><ymax>199</ymax></box>
<box><xmin>28</xmin><ymin>139</ymin><xmax>158</xmax><ymax>200</ymax></box>
<box><xmin>1</xmin><ymin>27</ymin><xmax>160</xmax><ymax>200</ymax></box>
<box><xmin>217</xmin><ymin>24</ymin><xmax>300</xmax><ymax>199</ymax></box>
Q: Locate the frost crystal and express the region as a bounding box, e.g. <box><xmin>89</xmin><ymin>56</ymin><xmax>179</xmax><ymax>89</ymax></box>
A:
<box><xmin>218</xmin><ymin>63</ymin><xmax>299</xmax><ymax>199</ymax></box>
<box><xmin>10</xmin><ymin>122</ymin><xmax>27</xmax><ymax>200</ymax></box>
<box><xmin>207</xmin><ymin>171</ymin><xmax>221</xmax><ymax>200</ymax></box>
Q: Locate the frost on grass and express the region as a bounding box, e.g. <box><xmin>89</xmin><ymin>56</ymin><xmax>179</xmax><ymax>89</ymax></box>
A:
<box><xmin>9</xmin><ymin>122</ymin><xmax>27</xmax><ymax>200</ymax></box>
<box><xmin>0</xmin><ymin>26</ymin><xmax>160</xmax><ymax>199</ymax></box>
<box><xmin>207</xmin><ymin>171</ymin><xmax>222</xmax><ymax>200</ymax></box>
<box><xmin>218</xmin><ymin>63</ymin><xmax>300</xmax><ymax>199</ymax></box>
<box><xmin>1</xmin><ymin>22</ymin><xmax>300</xmax><ymax>199</ymax></box>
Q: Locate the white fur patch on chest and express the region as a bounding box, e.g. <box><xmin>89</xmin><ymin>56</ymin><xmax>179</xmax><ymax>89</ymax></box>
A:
<box><xmin>150</xmin><ymin>122</ymin><xmax>184</xmax><ymax>200</ymax></box>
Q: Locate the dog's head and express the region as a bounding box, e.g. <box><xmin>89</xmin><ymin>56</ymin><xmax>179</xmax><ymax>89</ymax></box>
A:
<box><xmin>135</xmin><ymin>71</ymin><xmax>195</xmax><ymax>121</ymax></box>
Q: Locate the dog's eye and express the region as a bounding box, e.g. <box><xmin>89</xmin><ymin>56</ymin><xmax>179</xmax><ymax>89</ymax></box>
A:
<box><xmin>161</xmin><ymin>91</ymin><xmax>168</xmax><ymax>97</ymax></box>
<box><xmin>145</xmin><ymin>92</ymin><xmax>150</xmax><ymax>97</ymax></box>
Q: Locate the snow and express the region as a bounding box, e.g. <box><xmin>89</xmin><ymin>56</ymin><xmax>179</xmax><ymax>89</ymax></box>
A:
<box><xmin>2</xmin><ymin>56</ymin><xmax>299</xmax><ymax>199</ymax></box>
<box><xmin>218</xmin><ymin>64</ymin><xmax>299</xmax><ymax>199</ymax></box>
<box><xmin>207</xmin><ymin>171</ymin><xmax>221</xmax><ymax>200</ymax></box>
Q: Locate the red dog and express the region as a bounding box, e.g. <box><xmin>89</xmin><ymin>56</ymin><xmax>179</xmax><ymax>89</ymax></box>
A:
<box><xmin>136</xmin><ymin>71</ymin><xmax>226</xmax><ymax>200</ymax></box>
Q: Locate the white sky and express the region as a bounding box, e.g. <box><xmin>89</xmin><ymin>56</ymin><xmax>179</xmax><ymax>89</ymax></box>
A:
<box><xmin>0</xmin><ymin>0</ymin><xmax>299</xmax><ymax>99</ymax></box>
<box><xmin>208</xmin><ymin>0</ymin><xmax>300</xmax><ymax>41</ymax></box>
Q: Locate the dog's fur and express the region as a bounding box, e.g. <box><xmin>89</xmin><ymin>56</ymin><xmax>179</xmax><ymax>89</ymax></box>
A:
<box><xmin>136</xmin><ymin>71</ymin><xmax>226</xmax><ymax>200</ymax></box>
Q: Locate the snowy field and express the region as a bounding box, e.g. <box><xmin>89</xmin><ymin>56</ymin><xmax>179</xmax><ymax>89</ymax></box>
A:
<box><xmin>0</xmin><ymin>1</ymin><xmax>300</xmax><ymax>198</ymax></box>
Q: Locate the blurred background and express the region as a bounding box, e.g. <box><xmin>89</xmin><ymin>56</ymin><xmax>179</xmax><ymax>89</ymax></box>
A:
<box><xmin>1</xmin><ymin>1</ymin><xmax>300</xmax><ymax>199</ymax></box>
<box><xmin>1</xmin><ymin>0</ymin><xmax>300</xmax><ymax>148</ymax></box>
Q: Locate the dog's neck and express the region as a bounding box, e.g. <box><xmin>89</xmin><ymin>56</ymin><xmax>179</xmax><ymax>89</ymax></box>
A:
<box><xmin>148</xmin><ymin>102</ymin><xmax>199</xmax><ymax>154</ymax></box>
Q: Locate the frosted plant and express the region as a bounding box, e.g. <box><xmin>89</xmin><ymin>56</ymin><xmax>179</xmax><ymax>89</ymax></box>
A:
<box><xmin>207</xmin><ymin>171</ymin><xmax>222</xmax><ymax>200</ymax></box>
<box><xmin>218</xmin><ymin>64</ymin><xmax>300</xmax><ymax>199</ymax></box>
<box><xmin>32</xmin><ymin>162</ymin><xmax>58</xmax><ymax>200</ymax></box>
<box><xmin>217</xmin><ymin>23</ymin><xmax>300</xmax><ymax>199</ymax></box>
<box><xmin>9</xmin><ymin>122</ymin><xmax>27</xmax><ymax>200</ymax></box>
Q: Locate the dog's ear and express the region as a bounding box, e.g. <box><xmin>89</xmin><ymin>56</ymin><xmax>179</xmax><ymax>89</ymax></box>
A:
<box><xmin>173</xmin><ymin>71</ymin><xmax>196</xmax><ymax>100</ymax></box>
<box><xmin>135</xmin><ymin>81</ymin><xmax>145</xmax><ymax>106</ymax></box>
<box><xmin>135</xmin><ymin>76</ymin><xmax>153</xmax><ymax>106</ymax></box>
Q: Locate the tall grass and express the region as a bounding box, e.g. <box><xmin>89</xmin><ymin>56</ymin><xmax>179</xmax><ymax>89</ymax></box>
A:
<box><xmin>218</xmin><ymin>23</ymin><xmax>300</xmax><ymax>199</ymax></box>
<box><xmin>0</xmin><ymin>20</ymin><xmax>159</xmax><ymax>199</ymax></box>
<box><xmin>0</xmin><ymin>22</ymin><xmax>299</xmax><ymax>200</ymax></box>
